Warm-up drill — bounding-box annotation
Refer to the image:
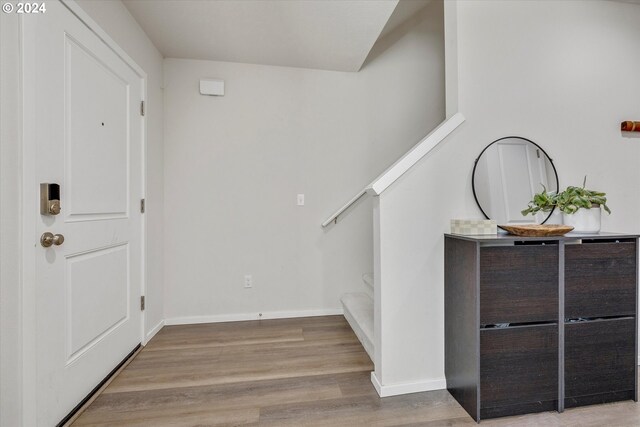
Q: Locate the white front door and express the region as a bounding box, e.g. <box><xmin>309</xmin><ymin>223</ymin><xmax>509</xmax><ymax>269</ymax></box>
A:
<box><xmin>23</xmin><ymin>1</ymin><xmax>144</xmax><ymax>424</ymax></box>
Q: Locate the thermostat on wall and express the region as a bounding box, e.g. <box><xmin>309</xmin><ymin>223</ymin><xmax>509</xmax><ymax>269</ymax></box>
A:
<box><xmin>200</xmin><ymin>79</ymin><xmax>225</xmax><ymax>96</ymax></box>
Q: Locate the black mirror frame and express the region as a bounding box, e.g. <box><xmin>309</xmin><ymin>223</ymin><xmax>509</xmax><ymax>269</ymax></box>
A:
<box><xmin>471</xmin><ymin>136</ymin><xmax>559</xmax><ymax>225</ymax></box>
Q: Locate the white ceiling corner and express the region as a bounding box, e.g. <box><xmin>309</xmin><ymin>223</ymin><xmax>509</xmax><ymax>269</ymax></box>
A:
<box><xmin>378</xmin><ymin>0</ymin><xmax>432</xmax><ymax>40</ymax></box>
<box><xmin>122</xmin><ymin>0</ymin><xmax>400</xmax><ymax>72</ymax></box>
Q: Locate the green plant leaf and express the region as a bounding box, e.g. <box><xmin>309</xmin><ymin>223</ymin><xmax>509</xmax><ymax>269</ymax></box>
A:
<box><xmin>521</xmin><ymin>178</ymin><xmax>611</xmax><ymax>217</ymax></box>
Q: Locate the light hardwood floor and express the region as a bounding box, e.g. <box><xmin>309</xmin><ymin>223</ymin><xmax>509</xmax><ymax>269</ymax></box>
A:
<box><xmin>72</xmin><ymin>315</ymin><xmax>640</xmax><ymax>426</ymax></box>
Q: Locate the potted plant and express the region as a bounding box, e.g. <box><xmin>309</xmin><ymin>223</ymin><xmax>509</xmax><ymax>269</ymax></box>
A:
<box><xmin>522</xmin><ymin>177</ymin><xmax>611</xmax><ymax>233</ymax></box>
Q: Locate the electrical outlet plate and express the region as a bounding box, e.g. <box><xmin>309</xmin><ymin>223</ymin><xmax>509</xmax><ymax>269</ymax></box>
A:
<box><xmin>297</xmin><ymin>194</ymin><xmax>305</xmax><ymax>206</ymax></box>
<box><xmin>244</xmin><ymin>274</ymin><xmax>253</xmax><ymax>288</ymax></box>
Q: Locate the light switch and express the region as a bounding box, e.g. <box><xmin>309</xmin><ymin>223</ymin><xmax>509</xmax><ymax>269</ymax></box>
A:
<box><xmin>297</xmin><ymin>194</ymin><xmax>305</xmax><ymax>206</ymax></box>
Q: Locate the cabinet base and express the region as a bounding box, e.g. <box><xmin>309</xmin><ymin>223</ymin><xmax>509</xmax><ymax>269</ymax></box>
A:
<box><xmin>480</xmin><ymin>400</ymin><xmax>557</xmax><ymax>420</ymax></box>
<box><xmin>565</xmin><ymin>390</ymin><xmax>635</xmax><ymax>409</ymax></box>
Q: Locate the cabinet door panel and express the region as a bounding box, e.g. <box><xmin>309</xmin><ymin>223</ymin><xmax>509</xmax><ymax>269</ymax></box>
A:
<box><xmin>480</xmin><ymin>325</ymin><xmax>558</xmax><ymax>418</ymax></box>
<box><xmin>565</xmin><ymin>318</ymin><xmax>635</xmax><ymax>407</ymax></box>
<box><xmin>480</xmin><ymin>245</ymin><xmax>558</xmax><ymax>325</ymax></box>
<box><xmin>565</xmin><ymin>241</ymin><xmax>636</xmax><ymax>319</ymax></box>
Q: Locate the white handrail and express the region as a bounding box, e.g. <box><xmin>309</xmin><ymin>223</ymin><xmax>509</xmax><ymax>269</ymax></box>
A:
<box><xmin>321</xmin><ymin>113</ymin><xmax>465</xmax><ymax>228</ymax></box>
<box><xmin>367</xmin><ymin>112</ymin><xmax>465</xmax><ymax>195</ymax></box>
<box><xmin>321</xmin><ymin>189</ymin><xmax>368</xmax><ymax>228</ymax></box>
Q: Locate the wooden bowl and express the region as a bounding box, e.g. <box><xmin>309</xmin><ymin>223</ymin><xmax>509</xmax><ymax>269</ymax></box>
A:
<box><xmin>498</xmin><ymin>224</ymin><xmax>574</xmax><ymax>237</ymax></box>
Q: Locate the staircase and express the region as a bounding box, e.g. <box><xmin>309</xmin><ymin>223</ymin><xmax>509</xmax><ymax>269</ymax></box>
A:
<box><xmin>324</xmin><ymin>113</ymin><xmax>466</xmax><ymax>397</ymax></box>
<box><xmin>341</xmin><ymin>274</ymin><xmax>374</xmax><ymax>360</ymax></box>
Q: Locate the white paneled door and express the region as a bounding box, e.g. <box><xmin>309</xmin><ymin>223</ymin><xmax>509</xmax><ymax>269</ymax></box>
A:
<box><xmin>24</xmin><ymin>1</ymin><xmax>144</xmax><ymax>424</ymax></box>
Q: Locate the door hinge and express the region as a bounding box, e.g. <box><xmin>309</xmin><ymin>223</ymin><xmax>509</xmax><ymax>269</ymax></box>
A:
<box><xmin>140</xmin><ymin>198</ymin><xmax>145</xmax><ymax>213</ymax></box>
<box><xmin>140</xmin><ymin>296</ymin><xmax>145</xmax><ymax>311</ymax></box>
<box><xmin>140</xmin><ymin>100</ymin><xmax>145</xmax><ymax>116</ymax></box>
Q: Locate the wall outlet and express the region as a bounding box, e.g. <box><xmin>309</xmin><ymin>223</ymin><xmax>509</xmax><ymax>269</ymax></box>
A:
<box><xmin>244</xmin><ymin>274</ymin><xmax>253</xmax><ymax>288</ymax></box>
<box><xmin>297</xmin><ymin>194</ymin><xmax>305</xmax><ymax>206</ymax></box>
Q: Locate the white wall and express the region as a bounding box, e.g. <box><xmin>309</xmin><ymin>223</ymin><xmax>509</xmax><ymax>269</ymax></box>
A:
<box><xmin>76</xmin><ymin>0</ymin><xmax>165</xmax><ymax>339</ymax></box>
<box><xmin>163</xmin><ymin>0</ymin><xmax>445</xmax><ymax>322</ymax></box>
<box><xmin>377</xmin><ymin>0</ymin><xmax>640</xmax><ymax>389</ymax></box>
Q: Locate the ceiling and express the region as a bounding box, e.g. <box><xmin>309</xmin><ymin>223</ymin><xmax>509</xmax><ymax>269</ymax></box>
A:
<box><xmin>123</xmin><ymin>0</ymin><xmax>402</xmax><ymax>72</ymax></box>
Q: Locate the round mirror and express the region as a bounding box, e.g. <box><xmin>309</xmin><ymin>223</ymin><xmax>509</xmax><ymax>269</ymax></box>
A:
<box><xmin>472</xmin><ymin>136</ymin><xmax>558</xmax><ymax>225</ymax></box>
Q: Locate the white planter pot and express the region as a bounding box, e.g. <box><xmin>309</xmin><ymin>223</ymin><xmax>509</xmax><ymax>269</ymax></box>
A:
<box><xmin>562</xmin><ymin>207</ymin><xmax>601</xmax><ymax>233</ymax></box>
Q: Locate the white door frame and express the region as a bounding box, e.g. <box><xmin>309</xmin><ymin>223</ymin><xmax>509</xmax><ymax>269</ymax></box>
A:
<box><xmin>20</xmin><ymin>1</ymin><xmax>148</xmax><ymax>424</ymax></box>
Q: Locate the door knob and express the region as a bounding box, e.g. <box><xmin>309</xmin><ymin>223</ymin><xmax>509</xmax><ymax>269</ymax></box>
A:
<box><xmin>41</xmin><ymin>232</ymin><xmax>65</xmax><ymax>248</ymax></box>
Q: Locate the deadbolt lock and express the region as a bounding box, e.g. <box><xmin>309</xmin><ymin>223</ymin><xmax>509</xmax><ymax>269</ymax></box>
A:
<box><xmin>48</xmin><ymin>200</ymin><xmax>61</xmax><ymax>215</ymax></box>
<box><xmin>40</xmin><ymin>183</ymin><xmax>61</xmax><ymax>216</ymax></box>
<box><xmin>41</xmin><ymin>232</ymin><xmax>65</xmax><ymax>248</ymax></box>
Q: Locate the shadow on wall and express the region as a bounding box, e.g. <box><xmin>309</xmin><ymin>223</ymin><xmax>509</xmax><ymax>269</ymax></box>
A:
<box><xmin>362</xmin><ymin>0</ymin><xmax>437</xmax><ymax>69</ymax></box>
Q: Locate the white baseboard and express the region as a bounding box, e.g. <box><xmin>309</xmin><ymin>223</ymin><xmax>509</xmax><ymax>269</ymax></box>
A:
<box><xmin>370</xmin><ymin>372</ymin><xmax>446</xmax><ymax>397</ymax></box>
<box><xmin>144</xmin><ymin>320</ymin><xmax>164</xmax><ymax>344</ymax></box>
<box><xmin>164</xmin><ymin>308</ymin><xmax>344</xmax><ymax>326</ymax></box>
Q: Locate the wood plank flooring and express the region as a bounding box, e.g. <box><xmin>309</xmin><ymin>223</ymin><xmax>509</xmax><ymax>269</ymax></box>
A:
<box><xmin>72</xmin><ymin>315</ymin><xmax>640</xmax><ymax>426</ymax></box>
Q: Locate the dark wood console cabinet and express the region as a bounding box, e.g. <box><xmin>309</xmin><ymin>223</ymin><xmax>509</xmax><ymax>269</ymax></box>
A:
<box><xmin>445</xmin><ymin>233</ymin><xmax>638</xmax><ymax>422</ymax></box>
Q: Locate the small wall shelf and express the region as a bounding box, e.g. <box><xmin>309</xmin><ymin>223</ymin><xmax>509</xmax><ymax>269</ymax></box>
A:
<box><xmin>621</xmin><ymin>121</ymin><xmax>640</xmax><ymax>132</ymax></box>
